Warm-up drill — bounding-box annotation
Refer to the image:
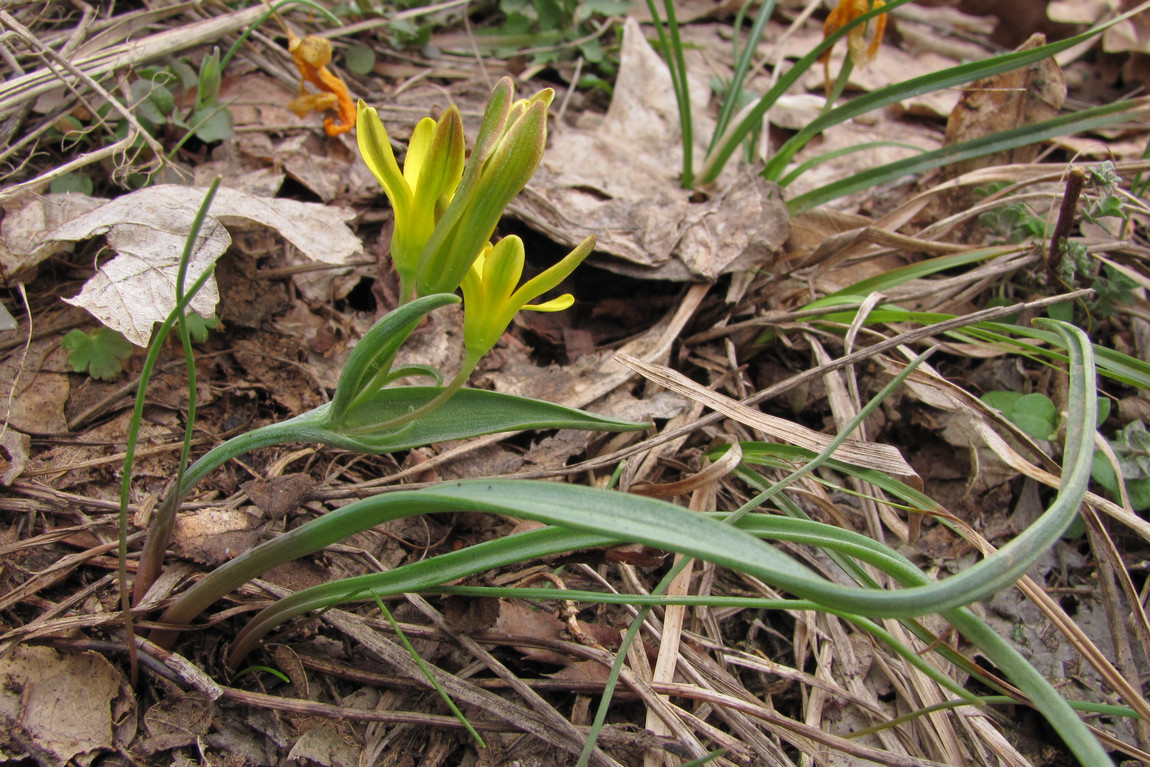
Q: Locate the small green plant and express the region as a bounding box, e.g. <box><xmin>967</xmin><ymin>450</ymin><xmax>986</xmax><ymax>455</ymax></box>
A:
<box><xmin>491</xmin><ymin>0</ymin><xmax>628</xmax><ymax>72</ymax></box>
<box><xmin>981</xmin><ymin>389</ymin><xmax>1114</xmax><ymax>439</ymax></box>
<box><xmin>61</xmin><ymin>326</ymin><xmax>133</xmax><ymax>380</ymax></box>
<box><xmin>180</xmin><ymin>312</ymin><xmax>220</xmax><ymax>343</ymax></box>
<box><xmin>131</xmin><ymin>77</ymin><xmax>641</xmax><ymax>605</ymax></box>
<box><xmin>56</xmin><ymin>51</ymin><xmax>234</xmax><ymax>153</ymax></box>
<box><xmin>976</xmin><ymin>183</ymin><xmax>1047</xmax><ymax>244</ymax></box>
<box><xmin>113</xmin><ymin>70</ymin><xmax>1132</xmax><ymax>767</ymax></box>
<box><xmin>981</xmin><ymin>390</ymin><xmax>1061</xmax><ymax>441</ymax></box>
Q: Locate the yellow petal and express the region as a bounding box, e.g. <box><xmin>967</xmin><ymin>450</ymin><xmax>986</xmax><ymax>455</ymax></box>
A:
<box><xmin>524</xmin><ymin>294</ymin><xmax>574</xmax><ymax>312</ymax></box>
<box><xmin>404</xmin><ymin>117</ymin><xmax>436</xmax><ymax>189</ymax></box>
<box><xmin>356</xmin><ymin>102</ymin><xmax>412</xmax><ymax>216</ymax></box>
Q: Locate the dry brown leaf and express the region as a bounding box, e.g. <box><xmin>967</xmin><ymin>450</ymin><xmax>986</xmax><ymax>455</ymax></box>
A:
<box><xmin>1048</xmin><ymin>0</ymin><xmax>1115</xmax><ymax>24</ymax></box>
<box><xmin>511</xmin><ymin>17</ymin><xmax>788</xmax><ymax>280</ymax></box>
<box><xmin>286</xmin><ymin>722</ymin><xmax>360</xmax><ymax>767</ymax></box>
<box><xmin>0</xmin><ymin>646</ymin><xmax>134</xmax><ymax>766</ymax></box>
<box><xmin>242</xmin><ymin>473</ymin><xmax>315</xmax><ymax>520</ymax></box>
<box><xmin>0</xmin><ymin>193</ymin><xmax>105</xmax><ymax>276</ymax></box>
<box><xmin>171</xmin><ymin>507</ymin><xmax>264</xmax><ymax>566</ymax></box>
<box><xmin>0</xmin><ymin>429</ymin><xmax>30</xmax><ymax>485</ymax></box>
<box><xmin>140</xmin><ymin>692</ymin><xmax>214</xmax><ymax>756</ymax></box>
<box><xmin>0</xmin><ymin>338</ymin><xmax>70</xmax><ymax>435</ymax></box>
<box><xmin>943</xmin><ymin>33</ymin><xmax>1067</xmax><ymax>178</ymax></box>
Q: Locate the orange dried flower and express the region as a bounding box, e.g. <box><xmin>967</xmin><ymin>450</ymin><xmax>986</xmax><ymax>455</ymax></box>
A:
<box><xmin>818</xmin><ymin>0</ymin><xmax>887</xmax><ymax>96</ymax></box>
<box><xmin>287</xmin><ymin>32</ymin><xmax>355</xmax><ymax>136</ymax></box>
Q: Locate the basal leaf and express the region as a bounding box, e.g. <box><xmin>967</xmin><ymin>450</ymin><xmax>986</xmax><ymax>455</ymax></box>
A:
<box><xmin>328</xmin><ymin>386</ymin><xmax>648</xmax><ymax>451</ymax></box>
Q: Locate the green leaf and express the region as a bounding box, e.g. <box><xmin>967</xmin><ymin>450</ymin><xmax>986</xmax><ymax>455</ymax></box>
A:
<box><xmin>61</xmin><ymin>327</ymin><xmax>134</xmax><ymax>380</ymax></box>
<box><xmin>1097</xmin><ymin>397</ymin><xmax>1111</xmax><ymax>427</ymax></box>
<box><xmin>345</xmin><ymin>43</ymin><xmax>377</xmax><ymax>76</ymax></box>
<box><xmin>1093</xmin><ymin>450</ymin><xmax>1150</xmax><ymax>511</ymax></box>
<box><xmin>784</xmin><ymin>99</ymin><xmax>1150</xmax><ymax>214</ymax></box>
<box><xmin>169</xmin><ymin>58</ymin><xmax>200</xmax><ymax>92</ymax></box>
<box><xmin>328</xmin><ymin>294</ymin><xmax>461</xmax><ymax>424</ymax></box>
<box><xmin>180</xmin><ymin>312</ymin><xmax>219</xmax><ymax>343</ymax></box>
<box><xmin>980</xmin><ymin>390</ymin><xmax>1021</xmax><ymax>416</ymax></box>
<box><xmin>130</xmin><ymin>79</ymin><xmax>168</xmax><ymax>127</ymax></box>
<box><xmin>1010</xmin><ymin>393</ymin><xmax>1059</xmax><ymax>441</ymax></box>
<box><xmin>190</xmin><ymin>103</ymin><xmax>234</xmax><ymax>143</ymax></box>
<box><xmin>50</xmin><ymin>173</ymin><xmax>94</xmax><ymax>195</ymax></box>
<box><xmin>324</xmin><ymin>386</ymin><xmax>647</xmax><ymax>451</ymax></box>
<box><xmin>1046</xmin><ymin>300</ymin><xmax>1074</xmax><ymax>323</ymax></box>
<box><xmin>197</xmin><ymin>47</ymin><xmax>222</xmax><ymax>107</ymax></box>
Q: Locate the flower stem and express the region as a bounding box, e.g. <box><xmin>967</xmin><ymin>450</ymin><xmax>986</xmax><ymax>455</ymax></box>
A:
<box><xmin>339</xmin><ymin>351</ymin><xmax>480</xmax><ymax>436</ymax></box>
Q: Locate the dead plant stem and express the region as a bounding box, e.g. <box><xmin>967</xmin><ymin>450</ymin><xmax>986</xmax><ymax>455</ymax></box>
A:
<box><xmin>1047</xmin><ymin>166</ymin><xmax>1086</xmax><ymax>284</ymax></box>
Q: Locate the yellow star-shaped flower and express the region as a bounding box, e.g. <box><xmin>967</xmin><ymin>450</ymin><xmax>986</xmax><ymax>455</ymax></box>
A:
<box><xmin>460</xmin><ymin>235</ymin><xmax>596</xmax><ymax>360</ymax></box>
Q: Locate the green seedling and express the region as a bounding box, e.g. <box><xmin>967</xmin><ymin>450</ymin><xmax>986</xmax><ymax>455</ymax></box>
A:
<box><xmin>49</xmin><ymin>172</ymin><xmax>95</xmax><ymax>195</ymax></box>
<box><xmin>976</xmin><ymin>183</ymin><xmax>1047</xmax><ymax>244</ymax></box>
<box><xmin>180</xmin><ymin>312</ymin><xmax>219</xmax><ymax>343</ymax></box>
<box><xmin>62</xmin><ymin>327</ymin><xmax>134</xmax><ymax>380</ymax></box>
<box><xmin>491</xmin><ymin>0</ymin><xmax>629</xmax><ymax>71</ymax></box>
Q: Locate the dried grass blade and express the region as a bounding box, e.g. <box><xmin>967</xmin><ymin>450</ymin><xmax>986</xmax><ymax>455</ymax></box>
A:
<box><xmin>614</xmin><ymin>352</ymin><xmax>916</xmax><ymax>478</ymax></box>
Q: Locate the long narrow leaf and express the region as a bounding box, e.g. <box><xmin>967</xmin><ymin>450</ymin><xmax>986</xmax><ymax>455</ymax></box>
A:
<box><xmin>168</xmin><ymin>326</ymin><xmax>1089</xmax><ymax>644</ymax></box>
<box><xmin>758</xmin><ymin>2</ymin><xmax>1150</xmax><ymax>184</ymax></box>
<box><xmin>787</xmin><ymin>99</ymin><xmax>1150</xmax><ymax>214</ymax></box>
<box><xmin>698</xmin><ymin>0</ymin><xmax>912</xmax><ymax>184</ymax></box>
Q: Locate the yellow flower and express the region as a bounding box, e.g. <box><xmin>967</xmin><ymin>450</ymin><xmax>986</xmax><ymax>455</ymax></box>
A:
<box><xmin>416</xmin><ymin>78</ymin><xmax>554</xmax><ymax>297</ymax></box>
<box><xmin>818</xmin><ymin>0</ymin><xmax>887</xmax><ymax>96</ymax></box>
<box><xmin>460</xmin><ymin>234</ymin><xmax>595</xmax><ymax>359</ymax></box>
<box><xmin>358</xmin><ymin>101</ymin><xmax>465</xmax><ymax>300</ymax></box>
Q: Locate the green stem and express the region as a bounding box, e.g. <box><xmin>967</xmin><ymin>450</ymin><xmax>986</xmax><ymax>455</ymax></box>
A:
<box><xmin>133</xmin><ymin>410</ymin><xmax>325</xmax><ymax>604</ymax></box>
<box><xmin>123</xmin><ymin>180</ymin><xmax>220</xmax><ymax>627</ymax></box>
<box><xmin>341</xmin><ymin>351</ymin><xmax>479</xmax><ymax>435</ymax></box>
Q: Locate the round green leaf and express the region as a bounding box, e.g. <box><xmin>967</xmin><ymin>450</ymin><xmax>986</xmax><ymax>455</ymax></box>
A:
<box><xmin>345</xmin><ymin>44</ymin><xmax>377</xmax><ymax>76</ymax></box>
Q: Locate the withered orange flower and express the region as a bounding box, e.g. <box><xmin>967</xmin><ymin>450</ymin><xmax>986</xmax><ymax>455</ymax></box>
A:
<box><xmin>287</xmin><ymin>32</ymin><xmax>355</xmax><ymax>136</ymax></box>
<box><xmin>818</xmin><ymin>0</ymin><xmax>887</xmax><ymax>96</ymax></box>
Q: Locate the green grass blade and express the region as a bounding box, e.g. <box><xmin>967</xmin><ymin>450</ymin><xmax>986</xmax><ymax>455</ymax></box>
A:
<box><xmin>787</xmin><ymin>99</ymin><xmax>1150</xmax><ymax>214</ymax></box>
<box><xmin>708</xmin><ymin>0</ymin><xmax>778</xmax><ymax>158</ymax></box>
<box><xmin>778</xmin><ymin>140</ymin><xmax>927</xmax><ymax>188</ymax></box>
<box><xmin>644</xmin><ymin>0</ymin><xmax>693</xmax><ymax>185</ymax></box>
<box><xmin>762</xmin><ymin>4</ymin><xmax>1150</xmax><ymax>182</ymax></box>
<box><xmin>128</xmin><ymin>180</ymin><xmax>221</xmax><ymax>606</ymax></box>
<box><xmin>699</xmin><ymin>0</ymin><xmax>910</xmax><ymax>185</ymax></box>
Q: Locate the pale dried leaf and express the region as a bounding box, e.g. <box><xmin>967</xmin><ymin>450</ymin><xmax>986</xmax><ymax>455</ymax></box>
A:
<box><xmin>32</xmin><ymin>185</ymin><xmax>360</xmax><ymax>346</ymax></box>
<box><xmin>286</xmin><ymin>722</ymin><xmax>359</xmax><ymax>767</ymax></box>
<box><xmin>1048</xmin><ymin>0</ymin><xmax>1116</xmax><ymax>23</ymax></box>
<box><xmin>0</xmin><ymin>193</ymin><xmax>106</xmax><ymax>277</ymax></box>
<box><xmin>615</xmin><ymin>352</ymin><xmax>917</xmax><ymax>478</ymax></box>
<box><xmin>0</xmin><ymin>428</ymin><xmax>30</xmax><ymax>485</ymax></box>
<box><xmin>511</xmin><ymin>17</ymin><xmax>788</xmax><ymax>280</ymax></box>
<box><xmin>171</xmin><ymin>507</ymin><xmax>263</xmax><ymax>566</ymax></box>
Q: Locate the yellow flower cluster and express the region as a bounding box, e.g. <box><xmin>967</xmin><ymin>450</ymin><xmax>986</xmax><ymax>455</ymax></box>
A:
<box><xmin>357</xmin><ymin>78</ymin><xmax>593</xmax><ymax>359</ymax></box>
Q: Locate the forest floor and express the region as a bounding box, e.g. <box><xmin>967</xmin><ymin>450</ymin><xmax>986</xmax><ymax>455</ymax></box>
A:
<box><xmin>2</xmin><ymin>0</ymin><xmax>1150</xmax><ymax>765</ymax></box>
